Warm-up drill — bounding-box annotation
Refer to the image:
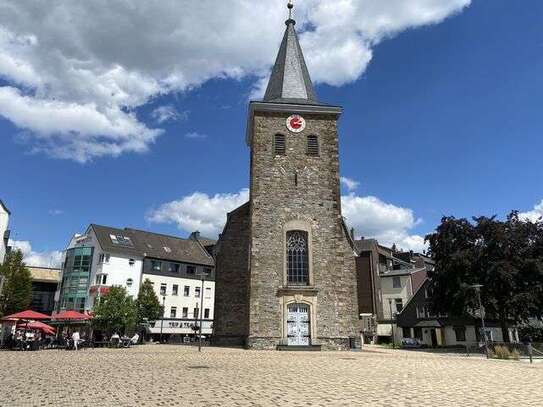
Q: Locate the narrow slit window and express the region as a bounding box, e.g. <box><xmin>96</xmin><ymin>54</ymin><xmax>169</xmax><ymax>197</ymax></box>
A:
<box><xmin>274</xmin><ymin>134</ymin><xmax>286</xmax><ymax>156</ymax></box>
<box><xmin>307</xmin><ymin>135</ymin><xmax>319</xmax><ymax>156</ymax></box>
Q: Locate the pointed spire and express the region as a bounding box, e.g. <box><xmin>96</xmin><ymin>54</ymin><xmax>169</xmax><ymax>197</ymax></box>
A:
<box><xmin>263</xmin><ymin>1</ymin><xmax>319</xmax><ymax>104</ymax></box>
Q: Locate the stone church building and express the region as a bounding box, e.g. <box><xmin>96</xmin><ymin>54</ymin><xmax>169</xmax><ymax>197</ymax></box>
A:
<box><xmin>213</xmin><ymin>4</ymin><xmax>360</xmax><ymax>350</ymax></box>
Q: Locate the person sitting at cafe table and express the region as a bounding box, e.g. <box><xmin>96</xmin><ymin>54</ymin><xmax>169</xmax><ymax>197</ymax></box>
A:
<box><xmin>111</xmin><ymin>332</ymin><xmax>120</xmax><ymax>347</ymax></box>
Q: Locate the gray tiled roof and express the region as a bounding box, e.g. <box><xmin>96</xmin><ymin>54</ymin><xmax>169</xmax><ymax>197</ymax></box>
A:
<box><xmin>90</xmin><ymin>224</ymin><xmax>214</xmax><ymax>266</ymax></box>
<box><xmin>264</xmin><ymin>19</ymin><xmax>320</xmax><ymax>105</ymax></box>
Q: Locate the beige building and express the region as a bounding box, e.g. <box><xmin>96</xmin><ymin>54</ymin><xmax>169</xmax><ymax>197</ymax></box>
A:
<box><xmin>28</xmin><ymin>266</ymin><xmax>60</xmax><ymax>315</ymax></box>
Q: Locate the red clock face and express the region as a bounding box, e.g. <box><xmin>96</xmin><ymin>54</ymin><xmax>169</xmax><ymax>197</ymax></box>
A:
<box><xmin>286</xmin><ymin>114</ymin><xmax>306</xmax><ymax>133</ymax></box>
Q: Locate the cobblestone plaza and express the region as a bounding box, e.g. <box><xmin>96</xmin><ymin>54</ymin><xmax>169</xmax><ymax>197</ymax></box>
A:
<box><xmin>0</xmin><ymin>345</ymin><xmax>542</xmax><ymax>406</ymax></box>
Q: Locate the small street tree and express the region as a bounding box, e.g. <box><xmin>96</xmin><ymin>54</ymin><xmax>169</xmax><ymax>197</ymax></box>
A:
<box><xmin>0</xmin><ymin>250</ymin><xmax>32</xmax><ymax>318</ymax></box>
<box><xmin>136</xmin><ymin>278</ymin><xmax>162</xmax><ymax>323</ymax></box>
<box><xmin>92</xmin><ymin>286</ymin><xmax>137</xmax><ymax>335</ymax></box>
<box><xmin>427</xmin><ymin>213</ymin><xmax>543</xmax><ymax>342</ymax></box>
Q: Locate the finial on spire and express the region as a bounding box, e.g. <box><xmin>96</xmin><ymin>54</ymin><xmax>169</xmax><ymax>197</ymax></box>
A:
<box><xmin>286</xmin><ymin>0</ymin><xmax>295</xmax><ymax>25</ymax></box>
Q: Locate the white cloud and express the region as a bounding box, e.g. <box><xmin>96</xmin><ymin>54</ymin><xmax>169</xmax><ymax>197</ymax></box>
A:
<box><xmin>146</xmin><ymin>188</ymin><xmax>250</xmax><ymax>237</ymax></box>
<box><xmin>342</xmin><ymin>194</ymin><xmax>427</xmax><ymax>252</ymax></box>
<box><xmin>48</xmin><ymin>209</ymin><xmax>64</xmax><ymax>216</ymax></box>
<box><xmin>8</xmin><ymin>239</ymin><xmax>62</xmax><ymax>268</ymax></box>
<box><xmin>148</xmin><ymin>187</ymin><xmax>427</xmax><ymax>252</ymax></box>
<box><xmin>340</xmin><ymin>177</ymin><xmax>360</xmax><ymax>191</ymax></box>
<box><xmin>519</xmin><ymin>200</ymin><xmax>543</xmax><ymax>222</ymax></box>
<box><xmin>151</xmin><ymin>105</ymin><xmax>188</xmax><ymax>124</ymax></box>
<box><xmin>0</xmin><ymin>0</ymin><xmax>471</xmax><ymax>161</ymax></box>
<box><xmin>184</xmin><ymin>132</ymin><xmax>208</xmax><ymax>140</ymax></box>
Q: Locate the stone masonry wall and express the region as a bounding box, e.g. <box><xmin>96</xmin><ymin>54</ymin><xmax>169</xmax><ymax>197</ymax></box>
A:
<box><xmin>248</xmin><ymin>110</ymin><xmax>360</xmax><ymax>349</ymax></box>
<box><xmin>212</xmin><ymin>203</ymin><xmax>251</xmax><ymax>346</ymax></box>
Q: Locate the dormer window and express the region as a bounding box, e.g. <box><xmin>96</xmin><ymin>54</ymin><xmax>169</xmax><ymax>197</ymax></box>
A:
<box><xmin>274</xmin><ymin>134</ymin><xmax>286</xmax><ymax>156</ymax></box>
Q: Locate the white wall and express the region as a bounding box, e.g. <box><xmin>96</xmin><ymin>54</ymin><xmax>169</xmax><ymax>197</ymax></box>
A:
<box><xmin>58</xmin><ymin>229</ymin><xmax>144</xmax><ymax>312</ymax></box>
<box><xmin>143</xmin><ymin>273</ymin><xmax>215</xmax><ymax>335</ymax></box>
<box><xmin>0</xmin><ymin>206</ymin><xmax>9</xmax><ymax>264</ymax></box>
<box><xmin>96</xmin><ymin>253</ymin><xmax>143</xmax><ymax>298</ymax></box>
<box><xmin>380</xmin><ymin>274</ymin><xmax>412</xmax><ymax>319</ymax></box>
<box><xmin>442</xmin><ymin>326</ymin><xmax>478</xmax><ymax>346</ymax></box>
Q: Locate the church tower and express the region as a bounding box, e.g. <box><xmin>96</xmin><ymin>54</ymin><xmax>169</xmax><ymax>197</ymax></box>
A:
<box><xmin>213</xmin><ymin>2</ymin><xmax>360</xmax><ymax>350</ymax></box>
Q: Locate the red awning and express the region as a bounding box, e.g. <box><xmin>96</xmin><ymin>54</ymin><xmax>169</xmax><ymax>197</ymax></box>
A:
<box><xmin>52</xmin><ymin>310</ymin><xmax>92</xmax><ymax>321</ymax></box>
<box><xmin>1</xmin><ymin>310</ymin><xmax>51</xmax><ymax>321</ymax></box>
<box><xmin>17</xmin><ymin>321</ymin><xmax>56</xmax><ymax>334</ymax></box>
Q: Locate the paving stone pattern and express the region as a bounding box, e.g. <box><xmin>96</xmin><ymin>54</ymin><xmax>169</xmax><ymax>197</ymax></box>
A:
<box><xmin>0</xmin><ymin>345</ymin><xmax>541</xmax><ymax>406</ymax></box>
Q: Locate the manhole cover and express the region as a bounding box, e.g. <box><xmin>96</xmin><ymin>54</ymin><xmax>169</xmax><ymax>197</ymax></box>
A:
<box><xmin>188</xmin><ymin>365</ymin><xmax>210</xmax><ymax>369</ymax></box>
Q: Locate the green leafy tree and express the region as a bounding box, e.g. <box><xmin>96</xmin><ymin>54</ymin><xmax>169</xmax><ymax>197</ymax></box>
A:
<box><xmin>0</xmin><ymin>250</ymin><xmax>32</xmax><ymax>318</ymax></box>
<box><xmin>427</xmin><ymin>213</ymin><xmax>543</xmax><ymax>342</ymax></box>
<box><xmin>92</xmin><ymin>286</ymin><xmax>137</xmax><ymax>335</ymax></box>
<box><xmin>136</xmin><ymin>278</ymin><xmax>162</xmax><ymax>323</ymax></box>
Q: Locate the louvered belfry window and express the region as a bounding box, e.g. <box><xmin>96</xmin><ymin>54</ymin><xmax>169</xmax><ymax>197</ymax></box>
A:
<box><xmin>307</xmin><ymin>135</ymin><xmax>319</xmax><ymax>156</ymax></box>
<box><xmin>287</xmin><ymin>230</ymin><xmax>309</xmax><ymax>285</ymax></box>
<box><xmin>274</xmin><ymin>134</ymin><xmax>286</xmax><ymax>156</ymax></box>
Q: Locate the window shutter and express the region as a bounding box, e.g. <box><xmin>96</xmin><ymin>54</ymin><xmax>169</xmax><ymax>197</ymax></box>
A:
<box><xmin>307</xmin><ymin>135</ymin><xmax>319</xmax><ymax>156</ymax></box>
<box><xmin>274</xmin><ymin>134</ymin><xmax>286</xmax><ymax>155</ymax></box>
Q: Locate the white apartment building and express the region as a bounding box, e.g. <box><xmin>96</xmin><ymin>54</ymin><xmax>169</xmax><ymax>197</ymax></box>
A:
<box><xmin>0</xmin><ymin>200</ymin><xmax>10</xmax><ymax>265</ymax></box>
<box><xmin>55</xmin><ymin>224</ymin><xmax>215</xmax><ymax>341</ymax></box>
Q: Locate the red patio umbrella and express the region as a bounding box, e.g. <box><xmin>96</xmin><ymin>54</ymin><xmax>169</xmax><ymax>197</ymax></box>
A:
<box><xmin>17</xmin><ymin>321</ymin><xmax>56</xmax><ymax>334</ymax></box>
<box><xmin>52</xmin><ymin>310</ymin><xmax>92</xmax><ymax>321</ymax></box>
<box><xmin>1</xmin><ymin>310</ymin><xmax>51</xmax><ymax>321</ymax></box>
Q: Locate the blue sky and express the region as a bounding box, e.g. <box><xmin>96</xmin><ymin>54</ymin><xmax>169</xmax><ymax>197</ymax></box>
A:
<box><xmin>1</xmin><ymin>0</ymin><xmax>542</xmax><ymax>266</ymax></box>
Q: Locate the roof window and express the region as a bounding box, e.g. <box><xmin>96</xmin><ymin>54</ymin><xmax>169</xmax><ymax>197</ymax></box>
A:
<box><xmin>110</xmin><ymin>234</ymin><xmax>134</xmax><ymax>247</ymax></box>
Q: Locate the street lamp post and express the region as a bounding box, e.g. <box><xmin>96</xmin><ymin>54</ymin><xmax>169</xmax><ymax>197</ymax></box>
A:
<box><xmin>388</xmin><ymin>299</ymin><xmax>395</xmax><ymax>349</ymax></box>
<box><xmin>470</xmin><ymin>284</ymin><xmax>489</xmax><ymax>358</ymax></box>
<box><xmin>159</xmin><ymin>295</ymin><xmax>166</xmax><ymax>344</ymax></box>
<box><xmin>195</xmin><ymin>269</ymin><xmax>210</xmax><ymax>353</ymax></box>
<box><xmin>198</xmin><ymin>277</ymin><xmax>205</xmax><ymax>352</ymax></box>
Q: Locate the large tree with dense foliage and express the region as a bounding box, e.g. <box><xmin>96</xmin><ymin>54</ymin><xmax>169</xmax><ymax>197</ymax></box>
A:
<box><xmin>426</xmin><ymin>212</ymin><xmax>543</xmax><ymax>342</ymax></box>
<box><xmin>92</xmin><ymin>286</ymin><xmax>137</xmax><ymax>335</ymax></box>
<box><xmin>0</xmin><ymin>250</ymin><xmax>32</xmax><ymax>318</ymax></box>
<box><xmin>136</xmin><ymin>278</ymin><xmax>162</xmax><ymax>324</ymax></box>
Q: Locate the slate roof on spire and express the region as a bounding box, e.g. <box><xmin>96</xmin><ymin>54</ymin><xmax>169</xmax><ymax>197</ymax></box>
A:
<box><xmin>263</xmin><ymin>19</ymin><xmax>320</xmax><ymax>105</ymax></box>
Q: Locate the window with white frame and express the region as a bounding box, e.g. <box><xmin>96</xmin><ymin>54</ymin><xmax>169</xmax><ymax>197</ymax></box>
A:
<box><xmin>95</xmin><ymin>274</ymin><xmax>107</xmax><ymax>285</ymax></box>
<box><xmin>205</xmin><ymin>287</ymin><xmax>212</xmax><ymax>299</ymax></box>
<box><xmin>392</xmin><ymin>276</ymin><xmax>401</xmax><ymax>289</ymax></box>
<box><xmin>172</xmin><ymin>284</ymin><xmax>178</xmax><ymax>296</ymax></box>
<box><xmin>160</xmin><ymin>283</ymin><xmax>167</xmax><ymax>296</ymax></box>
<box><xmin>182</xmin><ymin>307</ymin><xmax>188</xmax><ymax>318</ymax></box>
<box><xmin>184</xmin><ymin>286</ymin><xmax>190</xmax><ymax>296</ymax></box>
<box><xmin>195</xmin><ymin>287</ymin><xmax>201</xmax><ymax>298</ymax></box>
<box><xmin>170</xmin><ymin>306</ymin><xmax>177</xmax><ymax>318</ymax></box>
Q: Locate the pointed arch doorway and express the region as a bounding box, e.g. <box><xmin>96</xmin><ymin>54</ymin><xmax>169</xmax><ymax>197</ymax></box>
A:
<box><xmin>287</xmin><ymin>303</ymin><xmax>311</xmax><ymax>346</ymax></box>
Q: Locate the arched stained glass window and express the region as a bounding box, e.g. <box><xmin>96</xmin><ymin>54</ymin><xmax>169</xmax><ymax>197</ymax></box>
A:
<box><xmin>287</xmin><ymin>230</ymin><xmax>309</xmax><ymax>285</ymax></box>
